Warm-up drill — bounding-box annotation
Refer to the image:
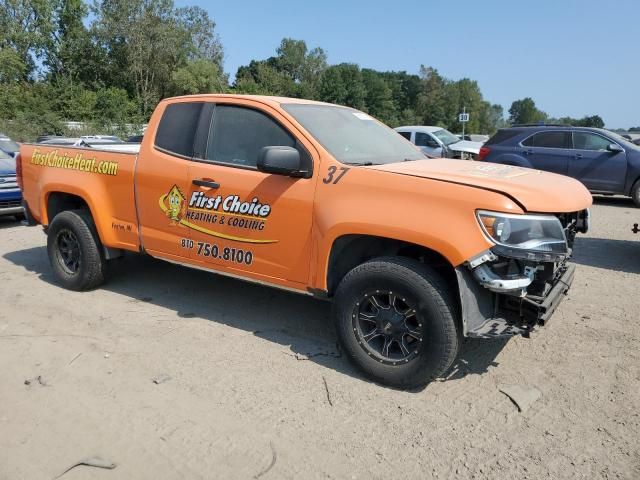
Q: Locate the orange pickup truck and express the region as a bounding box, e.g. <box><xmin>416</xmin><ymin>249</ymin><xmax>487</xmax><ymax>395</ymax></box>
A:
<box><xmin>19</xmin><ymin>95</ymin><xmax>592</xmax><ymax>387</ymax></box>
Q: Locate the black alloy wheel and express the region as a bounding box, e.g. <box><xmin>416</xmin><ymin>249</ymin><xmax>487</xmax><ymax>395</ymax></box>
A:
<box><xmin>353</xmin><ymin>290</ymin><xmax>423</xmax><ymax>365</ymax></box>
<box><xmin>55</xmin><ymin>229</ymin><xmax>82</xmax><ymax>274</ymax></box>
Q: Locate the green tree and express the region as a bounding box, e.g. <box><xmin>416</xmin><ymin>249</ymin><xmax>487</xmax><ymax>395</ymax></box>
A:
<box><xmin>317</xmin><ymin>63</ymin><xmax>366</xmax><ymax>109</ymax></box>
<box><xmin>415</xmin><ymin>66</ymin><xmax>449</xmax><ymax>127</ymax></box>
<box><xmin>169</xmin><ymin>58</ymin><xmax>227</xmax><ymax>95</ymax></box>
<box><xmin>576</xmin><ymin>115</ymin><xmax>605</xmax><ymax>128</ymax></box>
<box><xmin>361</xmin><ymin>69</ymin><xmax>397</xmax><ymax>124</ymax></box>
<box><xmin>234</xmin><ymin>38</ymin><xmax>326</xmax><ymax>98</ymax></box>
<box><xmin>0</xmin><ymin>47</ymin><xmax>27</xmax><ymax>83</ymax></box>
<box><xmin>0</xmin><ymin>0</ymin><xmax>57</xmax><ymax>80</ymax></box>
<box><xmin>508</xmin><ymin>97</ymin><xmax>547</xmax><ymax>125</ymax></box>
<box><xmin>93</xmin><ymin>0</ymin><xmax>225</xmax><ymax>116</ymax></box>
<box><xmin>235</xmin><ymin>60</ymin><xmax>292</xmax><ymax>95</ymax></box>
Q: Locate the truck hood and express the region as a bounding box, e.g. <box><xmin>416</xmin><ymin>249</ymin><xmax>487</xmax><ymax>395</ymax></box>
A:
<box><xmin>448</xmin><ymin>140</ymin><xmax>482</xmax><ymax>154</ymax></box>
<box><xmin>369</xmin><ymin>159</ymin><xmax>592</xmax><ymax>213</ymax></box>
<box><xmin>0</xmin><ymin>155</ymin><xmax>16</xmax><ymax>175</ymax></box>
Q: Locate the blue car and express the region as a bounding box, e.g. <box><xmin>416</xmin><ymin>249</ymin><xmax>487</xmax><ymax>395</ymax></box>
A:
<box><xmin>0</xmin><ymin>135</ymin><xmax>20</xmax><ymax>158</ymax></box>
<box><xmin>480</xmin><ymin>125</ymin><xmax>640</xmax><ymax>207</ymax></box>
<box><xmin>0</xmin><ymin>149</ymin><xmax>23</xmax><ymax>219</ymax></box>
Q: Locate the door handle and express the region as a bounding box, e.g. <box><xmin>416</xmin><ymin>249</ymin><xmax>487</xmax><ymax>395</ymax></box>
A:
<box><xmin>523</xmin><ymin>149</ymin><xmax>533</xmax><ymax>155</ymax></box>
<box><xmin>574</xmin><ymin>154</ymin><xmax>583</xmax><ymax>159</ymax></box>
<box><xmin>192</xmin><ymin>179</ymin><xmax>220</xmax><ymax>189</ymax></box>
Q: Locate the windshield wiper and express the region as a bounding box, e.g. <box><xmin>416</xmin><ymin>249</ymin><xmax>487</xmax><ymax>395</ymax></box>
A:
<box><xmin>343</xmin><ymin>161</ymin><xmax>377</xmax><ymax>166</ymax></box>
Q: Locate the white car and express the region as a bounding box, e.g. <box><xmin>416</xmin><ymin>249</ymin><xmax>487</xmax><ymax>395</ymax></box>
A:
<box><xmin>395</xmin><ymin>126</ymin><xmax>483</xmax><ymax>160</ymax></box>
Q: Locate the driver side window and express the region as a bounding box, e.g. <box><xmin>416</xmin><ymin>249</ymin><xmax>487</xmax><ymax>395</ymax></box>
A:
<box><xmin>415</xmin><ymin>132</ymin><xmax>438</xmax><ymax>148</ymax></box>
<box><xmin>206</xmin><ymin>105</ymin><xmax>295</xmax><ymax>167</ymax></box>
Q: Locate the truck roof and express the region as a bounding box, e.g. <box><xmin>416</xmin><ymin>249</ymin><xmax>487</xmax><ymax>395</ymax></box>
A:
<box><xmin>162</xmin><ymin>94</ymin><xmax>335</xmax><ymax>108</ymax></box>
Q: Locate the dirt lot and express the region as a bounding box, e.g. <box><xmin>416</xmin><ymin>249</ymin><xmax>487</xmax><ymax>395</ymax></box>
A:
<box><xmin>0</xmin><ymin>198</ymin><xmax>638</xmax><ymax>480</ymax></box>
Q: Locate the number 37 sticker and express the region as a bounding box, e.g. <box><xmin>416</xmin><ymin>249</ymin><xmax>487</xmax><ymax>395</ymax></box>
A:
<box><xmin>323</xmin><ymin>166</ymin><xmax>350</xmax><ymax>185</ymax></box>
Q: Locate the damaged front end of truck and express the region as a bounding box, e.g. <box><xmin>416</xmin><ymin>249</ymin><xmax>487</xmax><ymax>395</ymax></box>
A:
<box><xmin>457</xmin><ymin>209</ymin><xmax>590</xmax><ymax>338</ymax></box>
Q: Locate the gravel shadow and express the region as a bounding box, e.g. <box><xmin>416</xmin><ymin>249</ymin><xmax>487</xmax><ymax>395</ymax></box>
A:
<box><xmin>573</xmin><ymin>236</ymin><xmax>640</xmax><ymax>274</ymax></box>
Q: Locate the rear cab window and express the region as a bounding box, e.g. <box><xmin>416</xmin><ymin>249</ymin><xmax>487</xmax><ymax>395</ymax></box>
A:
<box><xmin>155</xmin><ymin>102</ymin><xmax>205</xmax><ymax>158</ymax></box>
<box><xmin>397</xmin><ymin>131</ymin><xmax>412</xmax><ymax>141</ymax></box>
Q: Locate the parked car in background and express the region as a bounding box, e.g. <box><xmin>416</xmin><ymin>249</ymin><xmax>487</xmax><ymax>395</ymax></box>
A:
<box><xmin>480</xmin><ymin>125</ymin><xmax>640</xmax><ymax>206</ymax></box>
<box><xmin>38</xmin><ymin>137</ymin><xmax>118</xmax><ymax>146</ymax></box>
<box><xmin>126</xmin><ymin>134</ymin><xmax>144</xmax><ymax>143</ymax></box>
<box><xmin>456</xmin><ymin>134</ymin><xmax>489</xmax><ymax>143</ymax></box>
<box><xmin>0</xmin><ymin>149</ymin><xmax>23</xmax><ymax>219</ymax></box>
<box><xmin>0</xmin><ymin>134</ymin><xmax>20</xmax><ymax>158</ymax></box>
<box><xmin>395</xmin><ymin>126</ymin><xmax>483</xmax><ymax>159</ymax></box>
<box><xmin>37</xmin><ymin>137</ymin><xmax>140</xmax><ymax>153</ymax></box>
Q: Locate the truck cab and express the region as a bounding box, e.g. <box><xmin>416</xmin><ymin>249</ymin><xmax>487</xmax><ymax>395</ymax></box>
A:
<box><xmin>19</xmin><ymin>95</ymin><xmax>592</xmax><ymax>388</ymax></box>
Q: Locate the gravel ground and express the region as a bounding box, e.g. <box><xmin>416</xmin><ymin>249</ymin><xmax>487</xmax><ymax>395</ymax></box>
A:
<box><xmin>0</xmin><ymin>197</ymin><xmax>638</xmax><ymax>480</ymax></box>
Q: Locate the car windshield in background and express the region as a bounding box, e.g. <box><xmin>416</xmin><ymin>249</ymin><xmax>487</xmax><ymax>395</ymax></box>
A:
<box><xmin>603</xmin><ymin>130</ymin><xmax>639</xmax><ymax>150</ymax></box>
<box><xmin>282</xmin><ymin>104</ymin><xmax>424</xmax><ymax>165</ymax></box>
<box><xmin>0</xmin><ymin>138</ymin><xmax>19</xmax><ymax>153</ymax></box>
<box><xmin>432</xmin><ymin>129</ymin><xmax>461</xmax><ymax>146</ymax></box>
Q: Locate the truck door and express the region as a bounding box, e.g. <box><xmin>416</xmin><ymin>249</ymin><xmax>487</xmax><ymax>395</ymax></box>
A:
<box><xmin>136</xmin><ymin>101</ymin><xmax>212</xmax><ymax>258</ymax></box>
<box><xmin>568</xmin><ymin>131</ymin><xmax>627</xmax><ymax>193</ymax></box>
<box><xmin>185</xmin><ymin>102</ymin><xmax>317</xmax><ymax>286</ymax></box>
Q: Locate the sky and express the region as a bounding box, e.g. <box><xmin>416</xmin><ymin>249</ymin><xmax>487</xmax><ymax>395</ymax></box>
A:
<box><xmin>176</xmin><ymin>0</ymin><xmax>638</xmax><ymax>129</ymax></box>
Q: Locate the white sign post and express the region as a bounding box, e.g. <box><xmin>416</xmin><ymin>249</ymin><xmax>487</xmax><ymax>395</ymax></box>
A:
<box><xmin>459</xmin><ymin>107</ymin><xmax>469</xmax><ymax>139</ymax></box>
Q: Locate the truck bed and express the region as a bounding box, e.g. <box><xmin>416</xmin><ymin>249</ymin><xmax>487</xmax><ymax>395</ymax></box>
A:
<box><xmin>20</xmin><ymin>144</ymin><xmax>141</xmax><ymax>252</ymax></box>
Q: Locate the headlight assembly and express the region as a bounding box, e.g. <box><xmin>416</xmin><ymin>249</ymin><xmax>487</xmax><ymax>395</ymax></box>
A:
<box><xmin>477</xmin><ymin>210</ymin><xmax>568</xmax><ymax>261</ymax></box>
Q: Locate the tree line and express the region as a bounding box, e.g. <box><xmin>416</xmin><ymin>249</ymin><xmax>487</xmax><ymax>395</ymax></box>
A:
<box><xmin>0</xmin><ymin>0</ymin><xmax>610</xmax><ymax>141</ymax></box>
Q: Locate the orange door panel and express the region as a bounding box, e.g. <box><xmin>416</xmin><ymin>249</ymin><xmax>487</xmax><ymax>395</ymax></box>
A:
<box><xmin>186</xmin><ymin>162</ymin><xmax>315</xmax><ymax>284</ymax></box>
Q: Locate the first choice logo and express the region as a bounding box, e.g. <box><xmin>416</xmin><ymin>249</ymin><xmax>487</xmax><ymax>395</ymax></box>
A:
<box><xmin>158</xmin><ymin>186</ymin><xmax>278</xmax><ymax>244</ymax></box>
<box><xmin>189</xmin><ymin>192</ymin><xmax>271</xmax><ymax>217</ymax></box>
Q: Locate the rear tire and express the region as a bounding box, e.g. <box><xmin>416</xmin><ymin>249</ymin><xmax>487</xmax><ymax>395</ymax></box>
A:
<box><xmin>333</xmin><ymin>257</ymin><xmax>459</xmax><ymax>388</ymax></box>
<box><xmin>631</xmin><ymin>180</ymin><xmax>640</xmax><ymax>208</ymax></box>
<box><xmin>47</xmin><ymin>209</ymin><xmax>105</xmax><ymax>291</ymax></box>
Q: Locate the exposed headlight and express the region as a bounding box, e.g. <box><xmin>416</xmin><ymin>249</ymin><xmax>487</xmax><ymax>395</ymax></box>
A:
<box><xmin>477</xmin><ymin>210</ymin><xmax>568</xmax><ymax>261</ymax></box>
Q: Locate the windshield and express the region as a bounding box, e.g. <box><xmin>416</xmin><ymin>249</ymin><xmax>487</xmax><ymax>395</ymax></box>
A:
<box><xmin>282</xmin><ymin>104</ymin><xmax>424</xmax><ymax>165</ymax></box>
<box><xmin>432</xmin><ymin>129</ymin><xmax>461</xmax><ymax>146</ymax></box>
<box><xmin>603</xmin><ymin>129</ymin><xmax>639</xmax><ymax>150</ymax></box>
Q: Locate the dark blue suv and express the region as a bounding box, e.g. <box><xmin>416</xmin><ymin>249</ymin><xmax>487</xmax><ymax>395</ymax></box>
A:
<box><xmin>479</xmin><ymin>125</ymin><xmax>640</xmax><ymax>207</ymax></box>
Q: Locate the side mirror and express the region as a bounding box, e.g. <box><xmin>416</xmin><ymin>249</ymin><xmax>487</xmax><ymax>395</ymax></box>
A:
<box><xmin>607</xmin><ymin>143</ymin><xmax>623</xmax><ymax>153</ymax></box>
<box><xmin>257</xmin><ymin>146</ymin><xmax>302</xmax><ymax>177</ymax></box>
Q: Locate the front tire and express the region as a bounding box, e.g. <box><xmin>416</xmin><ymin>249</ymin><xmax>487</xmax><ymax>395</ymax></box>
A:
<box><xmin>47</xmin><ymin>209</ymin><xmax>105</xmax><ymax>291</ymax></box>
<box><xmin>333</xmin><ymin>257</ymin><xmax>459</xmax><ymax>388</ymax></box>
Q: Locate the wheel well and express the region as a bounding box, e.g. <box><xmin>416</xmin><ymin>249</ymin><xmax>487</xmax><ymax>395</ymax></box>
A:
<box><xmin>47</xmin><ymin>192</ymin><xmax>90</xmax><ymax>224</ymax></box>
<box><xmin>326</xmin><ymin>235</ymin><xmax>457</xmax><ymax>297</ymax></box>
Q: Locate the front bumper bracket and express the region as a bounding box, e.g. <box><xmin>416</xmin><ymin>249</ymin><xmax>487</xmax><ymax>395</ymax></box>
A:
<box><xmin>456</xmin><ymin>263</ymin><xmax>576</xmax><ymax>339</ymax></box>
